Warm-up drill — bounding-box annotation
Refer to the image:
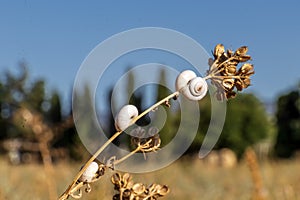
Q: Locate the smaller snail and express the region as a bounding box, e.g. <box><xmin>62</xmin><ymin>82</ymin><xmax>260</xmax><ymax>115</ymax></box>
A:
<box><xmin>79</xmin><ymin>161</ymin><xmax>99</xmax><ymax>183</ymax></box>
<box><xmin>181</xmin><ymin>77</ymin><xmax>208</xmax><ymax>101</ymax></box>
<box><xmin>115</xmin><ymin>105</ymin><xmax>139</xmax><ymax>131</ymax></box>
<box><xmin>175</xmin><ymin>70</ymin><xmax>197</xmax><ymax>91</ymax></box>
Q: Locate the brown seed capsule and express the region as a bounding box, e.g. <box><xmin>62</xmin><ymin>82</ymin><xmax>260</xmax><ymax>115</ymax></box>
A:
<box><xmin>235</xmin><ymin>46</ymin><xmax>248</xmax><ymax>56</ymax></box>
<box><xmin>226</xmin><ymin>91</ymin><xmax>237</xmax><ymax>99</ymax></box>
<box><xmin>111</xmin><ymin>173</ymin><xmax>121</xmax><ymax>185</ymax></box>
<box><xmin>222</xmin><ymin>79</ymin><xmax>235</xmax><ymax>91</ymax></box>
<box><xmin>243</xmin><ymin>78</ymin><xmax>251</xmax><ymax>88</ymax></box>
<box><xmin>225</xmin><ymin>65</ymin><xmax>237</xmax><ymax>75</ymax></box>
<box><xmin>156</xmin><ymin>185</ymin><xmax>170</xmax><ymax>196</ymax></box>
<box><xmin>214</xmin><ymin>44</ymin><xmax>225</xmax><ymax>59</ymax></box>
<box><xmin>240</xmin><ymin>63</ymin><xmax>254</xmax><ymax>74</ymax></box>
<box><xmin>227</xmin><ymin>49</ymin><xmax>233</xmax><ymax>57</ymax></box>
<box><xmin>132</xmin><ymin>183</ymin><xmax>146</xmax><ymax>195</ymax></box>
<box><xmin>235</xmin><ymin>79</ymin><xmax>244</xmax><ymax>91</ymax></box>
<box><xmin>236</xmin><ymin>55</ymin><xmax>251</xmax><ymax>62</ymax></box>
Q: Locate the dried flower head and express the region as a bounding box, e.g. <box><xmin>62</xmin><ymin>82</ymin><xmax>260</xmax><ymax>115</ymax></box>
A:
<box><xmin>130</xmin><ymin>127</ymin><xmax>161</xmax><ymax>153</ymax></box>
<box><xmin>112</xmin><ymin>173</ymin><xmax>169</xmax><ymax>200</ymax></box>
<box><xmin>206</xmin><ymin>44</ymin><xmax>255</xmax><ymax>100</ymax></box>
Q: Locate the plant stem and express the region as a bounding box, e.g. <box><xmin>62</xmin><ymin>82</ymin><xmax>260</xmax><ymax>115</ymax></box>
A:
<box><xmin>131</xmin><ymin>91</ymin><xmax>179</xmax><ymax>124</ymax></box>
<box><xmin>59</xmin><ymin>91</ymin><xmax>180</xmax><ymax>199</ymax></box>
<box><xmin>59</xmin><ymin>130</ymin><xmax>122</xmax><ymax>200</ymax></box>
<box><xmin>113</xmin><ymin>148</ymin><xmax>140</xmax><ymax>166</ymax></box>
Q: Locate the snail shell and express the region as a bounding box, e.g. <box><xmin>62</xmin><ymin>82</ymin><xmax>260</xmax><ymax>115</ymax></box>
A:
<box><xmin>175</xmin><ymin>70</ymin><xmax>197</xmax><ymax>91</ymax></box>
<box><xmin>181</xmin><ymin>77</ymin><xmax>208</xmax><ymax>101</ymax></box>
<box><xmin>79</xmin><ymin>161</ymin><xmax>99</xmax><ymax>183</ymax></box>
<box><xmin>115</xmin><ymin>105</ymin><xmax>139</xmax><ymax>131</ymax></box>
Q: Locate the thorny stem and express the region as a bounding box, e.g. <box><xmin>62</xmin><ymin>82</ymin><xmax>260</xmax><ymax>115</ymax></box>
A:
<box><xmin>59</xmin><ymin>91</ymin><xmax>179</xmax><ymax>200</ymax></box>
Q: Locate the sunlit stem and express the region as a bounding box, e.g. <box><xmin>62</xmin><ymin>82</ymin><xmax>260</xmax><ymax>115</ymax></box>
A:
<box><xmin>59</xmin><ymin>91</ymin><xmax>179</xmax><ymax>199</ymax></box>
<box><xmin>113</xmin><ymin>148</ymin><xmax>141</xmax><ymax>166</ymax></box>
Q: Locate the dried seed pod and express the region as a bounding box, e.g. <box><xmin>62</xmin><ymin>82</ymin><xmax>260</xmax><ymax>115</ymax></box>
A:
<box><xmin>156</xmin><ymin>185</ymin><xmax>170</xmax><ymax>196</ymax></box>
<box><xmin>123</xmin><ymin>173</ymin><xmax>131</xmax><ymax>184</ymax></box>
<box><xmin>239</xmin><ymin>63</ymin><xmax>254</xmax><ymax>74</ymax></box>
<box><xmin>175</xmin><ymin>70</ymin><xmax>197</xmax><ymax>91</ymax></box>
<box><xmin>132</xmin><ymin>183</ymin><xmax>146</xmax><ymax>195</ymax></box>
<box><xmin>181</xmin><ymin>77</ymin><xmax>208</xmax><ymax>101</ymax></box>
<box><xmin>111</xmin><ymin>173</ymin><xmax>121</xmax><ymax>185</ymax></box>
<box><xmin>222</xmin><ymin>79</ymin><xmax>235</xmax><ymax>91</ymax></box>
<box><xmin>235</xmin><ymin>46</ymin><xmax>248</xmax><ymax>56</ymax></box>
<box><xmin>227</xmin><ymin>49</ymin><xmax>233</xmax><ymax>57</ymax></box>
<box><xmin>235</xmin><ymin>79</ymin><xmax>244</xmax><ymax>91</ymax></box>
<box><xmin>226</xmin><ymin>90</ymin><xmax>237</xmax><ymax>99</ymax></box>
<box><xmin>214</xmin><ymin>44</ymin><xmax>225</xmax><ymax>59</ymax></box>
<box><xmin>122</xmin><ymin>189</ymin><xmax>131</xmax><ymax>198</ymax></box>
<box><xmin>236</xmin><ymin>55</ymin><xmax>251</xmax><ymax>62</ymax></box>
<box><xmin>242</xmin><ymin>78</ymin><xmax>251</xmax><ymax>88</ymax></box>
<box><xmin>79</xmin><ymin>161</ymin><xmax>99</xmax><ymax>183</ymax></box>
<box><xmin>111</xmin><ymin>173</ymin><xmax>133</xmax><ymax>189</ymax></box>
<box><xmin>225</xmin><ymin>65</ymin><xmax>237</xmax><ymax>75</ymax></box>
<box><xmin>115</xmin><ymin>105</ymin><xmax>139</xmax><ymax>131</ymax></box>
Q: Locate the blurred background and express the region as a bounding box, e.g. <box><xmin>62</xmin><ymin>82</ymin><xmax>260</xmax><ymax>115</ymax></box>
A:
<box><xmin>0</xmin><ymin>1</ymin><xmax>299</xmax><ymax>200</ymax></box>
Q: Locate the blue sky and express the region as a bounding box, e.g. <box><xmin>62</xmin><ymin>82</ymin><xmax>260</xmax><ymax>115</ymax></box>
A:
<box><xmin>1</xmin><ymin>1</ymin><xmax>300</xmax><ymax>110</ymax></box>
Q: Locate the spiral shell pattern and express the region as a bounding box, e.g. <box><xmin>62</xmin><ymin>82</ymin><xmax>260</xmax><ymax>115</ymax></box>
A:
<box><xmin>115</xmin><ymin>105</ymin><xmax>139</xmax><ymax>131</ymax></box>
<box><xmin>181</xmin><ymin>77</ymin><xmax>208</xmax><ymax>101</ymax></box>
<box><xmin>176</xmin><ymin>70</ymin><xmax>208</xmax><ymax>101</ymax></box>
<box><xmin>175</xmin><ymin>70</ymin><xmax>197</xmax><ymax>91</ymax></box>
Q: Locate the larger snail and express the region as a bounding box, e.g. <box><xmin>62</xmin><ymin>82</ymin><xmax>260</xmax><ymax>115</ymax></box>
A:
<box><xmin>176</xmin><ymin>70</ymin><xmax>208</xmax><ymax>101</ymax></box>
<box><xmin>115</xmin><ymin>105</ymin><xmax>139</xmax><ymax>132</ymax></box>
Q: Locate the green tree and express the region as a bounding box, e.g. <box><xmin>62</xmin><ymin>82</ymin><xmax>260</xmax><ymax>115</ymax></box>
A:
<box><xmin>0</xmin><ymin>64</ymin><xmax>80</xmax><ymax>160</ymax></box>
<box><xmin>274</xmin><ymin>86</ymin><xmax>300</xmax><ymax>158</ymax></box>
<box><xmin>187</xmin><ymin>93</ymin><xmax>271</xmax><ymax>157</ymax></box>
<box><xmin>155</xmin><ymin>69</ymin><xmax>178</xmax><ymax>147</ymax></box>
<box><xmin>46</xmin><ymin>91</ymin><xmax>62</xmax><ymax>123</ymax></box>
<box><xmin>217</xmin><ymin>93</ymin><xmax>271</xmax><ymax>157</ymax></box>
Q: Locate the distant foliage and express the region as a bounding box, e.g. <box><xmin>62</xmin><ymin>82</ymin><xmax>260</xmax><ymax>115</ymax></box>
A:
<box><xmin>0</xmin><ymin>63</ymin><xmax>80</xmax><ymax>160</ymax></box>
<box><xmin>274</xmin><ymin>86</ymin><xmax>300</xmax><ymax>158</ymax></box>
<box><xmin>190</xmin><ymin>93</ymin><xmax>271</xmax><ymax>158</ymax></box>
<box><xmin>218</xmin><ymin>94</ymin><xmax>271</xmax><ymax>157</ymax></box>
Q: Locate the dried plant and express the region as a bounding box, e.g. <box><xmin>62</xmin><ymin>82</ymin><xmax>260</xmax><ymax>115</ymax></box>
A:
<box><xmin>205</xmin><ymin>44</ymin><xmax>255</xmax><ymax>100</ymax></box>
<box><xmin>13</xmin><ymin>107</ymin><xmax>74</xmax><ymax>200</ymax></box>
<box><xmin>245</xmin><ymin>147</ymin><xmax>268</xmax><ymax>200</ymax></box>
<box><xmin>111</xmin><ymin>173</ymin><xmax>169</xmax><ymax>200</ymax></box>
<box><xmin>16</xmin><ymin>108</ymin><xmax>57</xmax><ymax>200</ymax></box>
<box><xmin>59</xmin><ymin>43</ymin><xmax>255</xmax><ymax>199</ymax></box>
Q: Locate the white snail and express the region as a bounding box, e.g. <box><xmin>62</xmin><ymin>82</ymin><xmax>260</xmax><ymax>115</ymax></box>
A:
<box><xmin>181</xmin><ymin>77</ymin><xmax>208</xmax><ymax>101</ymax></box>
<box><xmin>175</xmin><ymin>70</ymin><xmax>197</xmax><ymax>91</ymax></box>
<box><xmin>115</xmin><ymin>105</ymin><xmax>139</xmax><ymax>131</ymax></box>
<box><xmin>79</xmin><ymin>161</ymin><xmax>99</xmax><ymax>183</ymax></box>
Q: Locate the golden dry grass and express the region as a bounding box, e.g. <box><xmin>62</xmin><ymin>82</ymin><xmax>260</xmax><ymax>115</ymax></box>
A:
<box><xmin>0</xmin><ymin>157</ymin><xmax>299</xmax><ymax>200</ymax></box>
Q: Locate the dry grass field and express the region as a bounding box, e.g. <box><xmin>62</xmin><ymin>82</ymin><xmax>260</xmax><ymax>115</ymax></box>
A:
<box><xmin>0</xmin><ymin>157</ymin><xmax>299</xmax><ymax>200</ymax></box>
